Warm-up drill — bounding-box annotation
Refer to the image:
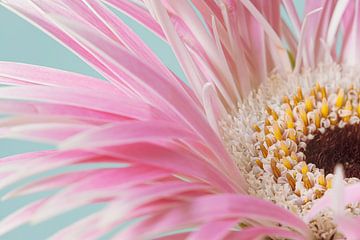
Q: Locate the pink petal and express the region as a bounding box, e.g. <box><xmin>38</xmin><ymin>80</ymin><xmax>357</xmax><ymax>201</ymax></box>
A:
<box><xmin>75</xmin><ymin>142</ymin><xmax>239</xmax><ymax>193</ymax></box>
<box><xmin>336</xmin><ymin>215</ymin><xmax>360</xmax><ymax>240</ymax></box>
<box><xmin>0</xmin><ymin>62</ymin><xmax>117</xmax><ymax>92</ymax></box>
<box><xmin>0</xmin><ymin>121</ymin><xmax>93</xmax><ymax>143</ymax></box>
<box><xmin>186</xmin><ymin>219</ymin><xmax>238</xmax><ymax>240</ymax></box>
<box><xmin>102</xmin><ymin>0</ymin><xmax>165</xmax><ymax>39</ymax></box>
<box><xmin>56</xmin><ymin>0</ymin><xmax>196</xmax><ymax>105</ymax></box>
<box><xmin>0</xmin><ymin>85</ymin><xmax>161</xmax><ymax>120</ymax></box>
<box><xmin>117</xmin><ymin>194</ymin><xmax>309</xmax><ymax>239</ymax></box>
<box><xmin>0</xmin><ymin>100</ymin><xmax>129</xmax><ymax>122</ymax></box>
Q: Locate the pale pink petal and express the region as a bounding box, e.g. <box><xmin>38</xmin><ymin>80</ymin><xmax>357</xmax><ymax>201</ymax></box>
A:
<box><xmin>0</xmin><ymin>61</ymin><xmax>117</xmax><ymax>92</ymax></box>
<box><xmin>186</xmin><ymin>219</ymin><xmax>238</xmax><ymax>240</ymax></box>
<box><xmin>0</xmin><ymin>150</ymin><xmax>104</xmax><ymax>191</ymax></box>
<box><xmin>116</xmin><ymin>194</ymin><xmax>309</xmax><ymax>239</ymax></box>
<box><xmin>2</xmin><ymin>0</ymin><xmax>202</xmax><ymax>118</ymax></box>
<box><xmin>239</xmin><ymin>0</ymin><xmax>291</xmax><ymax>71</ymax></box>
<box><xmin>282</xmin><ymin>0</ymin><xmax>301</xmax><ymax>37</ymax></box>
<box><xmin>192</xmin><ymin>0</ymin><xmax>225</xmax><ymax>29</ymax></box>
<box><xmin>0</xmin><ymin>121</ymin><xmax>93</xmax><ymax>143</ymax></box>
<box><xmin>294</xmin><ymin>7</ymin><xmax>323</xmax><ymax>73</ymax></box>
<box><xmin>47</xmin><ymin>17</ymin><xmax>247</xmax><ymax>190</ymax></box>
<box><xmin>1</xmin><ymin>0</ymin><xmax>137</xmax><ymax>97</ymax></box>
<box><xmin>72</xmin><ymin>143</ymin><xmax>240</xmax><ymax>193</ymax></box>
<box><xmin>306</xmin><ymin>182</ymin><xmax>360</xmax><ymax>222</ymax></box>
<box><xmin>102</xmin><ymin>0</ymin><xmax>165</xmax><ymax>39</ymax></box>
<box><xmin>336</xmin><ymin>215</ymin><xmax>360</xmax><ymax>240</ymax></box>
<box><xmin>0</xmin><ymin>100</ymin><xmax>128</xmax><ymax>122</ymax></box>
<box><xmin>166</xmin><ymin>0</ymin><xmax>241</xmax><ymax>103</ymax></box>
<box><xmin>58</xmin><ymin>120</ymin><xmax>241</xmax><ymax>184</ymax></box>
<box><xmin>326</xmin><ymin>0</ymin><xmax>351</xmax><ymax>48</ymax></box>
<box><xmin>0</xmin><ymin>85</ymin><xmax>161</xmax><ymax>120</ymax></box>
<box><xmin>201</xmin><ymin>82</ymin><xmax>226</xmax><ymax>135</ymax></box>
<box><xmin>3</xmin><ymin>164</ymin><xmax>169</xmax><ymax>200</ymax></box>
<box><xmin>341</xmin><ymin>1</ymin><xmax>360</xmax><ymax>65</ymax></box>
<box><xmin>59</xmin><ymin>120</ymin><xmax>198</xmax><ymax>150</ymax></box>
<box><xmin>55</xmin><ymin>0</ymin><xmax>197</xmax><ymax>105</ymax></box>
<box><xmin>0</xmin><ymin>2</ymin><xmax>326</xmax><ymax>240</ymax></box>
<box><xmin>44</xmin><ymin>182</ymin><xmax>210</xmax><ymax>239</ymax></box>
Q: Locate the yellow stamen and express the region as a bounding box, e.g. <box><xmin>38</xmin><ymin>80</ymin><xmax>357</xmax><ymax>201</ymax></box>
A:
<box><xmin>286</xmin><ymin>115</ymin><xmax>294</xmax><ymax>129</ymax></box>
<box><xmin>265</xmin><ymin>118</ymin><xmax>271</xmax><ymax>126</ymax></box>
<box><xmin>285</xmin><ymin>103</ymin><xmax>294</xmax><ymax>121</ymax></box>
<box><xmin>282</xmin><ymin>158</ymin><xmax>292</xmax><ymax>169</ymax></box>
<box><xmin>310</xmin><ymin>89</ymin><xmax>316</xmax><ymax>98</ymax></box>
<box><xmin>357</xmin><ymin>103</ymin><xmax>360</xmax><ymax>116</ymax></box>
<box><xmin>271</xmin><ymin>159</ymin><xmax>281</xmax><ymax>179</ymax></box>
<box><xmin>273</xmin><ymin>122</ymin><xmax>282</xmax><ymax>141</ymax></box>
<box><xmin>271</xmin><ymin>110</ymin><xmax>279</xmax><ymax>121</ymax></box>
<box><xmin>302</xmin><ymin>174</ymin><xmax>313</xmax><ymax>189</ymax></box>
<box><xmin>293</xmin><ymin>95</ymin><xmax>299</xmax><ymax>106</ymax></box>
<box><xmin>343</xmin><ymin>100</ymin><xmax>353</xmax><ymax>122</ymax></box>
<box><xmin>286</xmin><ymin>173</ymin><xmax>296</xmax><ymax>191</ymax></box>
<box><xmin>305</xmin><ymin>97</ymin><xmax>313</xmax><ymax>112</ymax></box>
<box><xmin>301</xmin><ymin>163</ymin><xmax>308</xmax><ymax>175</ymax></box>
<box><xmin>265</xmin><ymin>136</ymin><xmax>273</xmax><ymax>147</ymax></box>
<box><xmin>318</xmin><ymin>174</ymin><xmax>326</xmax><ymax>187</ymax></box>
<box><xmin>280</xmin><ymin>141</ymin><xmax>290</xmax><ymax>156</ymax></box>
<box><xmin>299</xmin><ymin>108</ymin><xmax>308</xmax><ymax>126</ymax></box>
<box><xmin>315</xmin><ymin>82</ymin><xmax>321</xmax><ymax>92</ymax></box>
<box><xmin>297</xmin><ymin>87</ymin><xmax>304</xmax><ymax>101</ymax></box>
<box><xmin>273</xmin><ymin>149</ymin><xmax>281</xmax><ymax>159</ymax></box>
<box><xmin>302</xmin><ymin>123</ymin><xmax>309</xmax><ymax>136</ymax></box>
<box><xmin>321</xmin><ymin>98</ymin><xmax>329</xmax><ymax>117</ymax></box>
<box><xmin>265</xmin><ymin>105</ymin><xmax>272</xmax><ymax>115</ymax></box>
<box><xmin>255</xmin><ymin>159</ymin><xmax>264</xmax><ymax>169</ymax></box>
<box><xmin>260</xmin><ymin>144</ymin><xmax>268</xmax><ymax>158</ymax></box>
<box><xmin>321</xmin><ymin>87</ymin><xmax>327</xmax><ymax>99</ymax></box>
<box><xmin>264</xmin><ymin>126</ymin><xmax>270</xmax><ymax>135</ymax></box>
<box><xmin>252</xmin><ymin>124</ymin><xmax>261</xmax><ymax>132</ymax></box>
<box><xmin>288</xmin><ymin>130</ymin><xmax>297</xmax><ymax>142</ymax></box>
<box><xmin>335</xmin><ymin>88</ymin><xmax>345</xmax><ymax>108</ymax></box>
<box><xmin>282</xmin><ymin>96</ymin><xmax>290</xmax><ymax>105</ymax></box>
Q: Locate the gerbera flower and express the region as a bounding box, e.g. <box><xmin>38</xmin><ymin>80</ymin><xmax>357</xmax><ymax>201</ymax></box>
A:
<box><xmin>1</xmin><ymin>0</ymin><xmax>360</xmax><ymax>239</ymax></box>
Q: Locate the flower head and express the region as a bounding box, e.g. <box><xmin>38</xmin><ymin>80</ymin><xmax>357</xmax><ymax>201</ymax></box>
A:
<box><xmin>1</xmin><ymin>0</ymin><xmax>360</xmax><ymax>239</ymax></box>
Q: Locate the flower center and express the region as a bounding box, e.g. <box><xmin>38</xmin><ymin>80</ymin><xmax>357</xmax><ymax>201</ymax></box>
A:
<box><xmin>304</xmin><ymin>124</ymin><xmax>360</xmax><ymax>178</ymax></box>
<box><xmin>249</xmin><ymin>83</ymin><xmax>360</xmax><ymax>206</ymax></box>
<box><xmin>220</xmin><ymin>64</ymin><xmax>360</xmax><ymax>239</ymax></box>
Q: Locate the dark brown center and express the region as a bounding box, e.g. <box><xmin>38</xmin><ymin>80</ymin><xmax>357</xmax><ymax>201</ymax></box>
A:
<box><xmin>304</xmin><ymin>124</ymin><xmax>360</xmax><ymax>178</ymax></box>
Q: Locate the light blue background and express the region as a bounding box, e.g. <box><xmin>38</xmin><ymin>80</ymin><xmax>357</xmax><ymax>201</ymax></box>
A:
<box><xmin>0</xmin><ymin>2</ymin><xmax>305</xmax><ymax>239</ymax></box>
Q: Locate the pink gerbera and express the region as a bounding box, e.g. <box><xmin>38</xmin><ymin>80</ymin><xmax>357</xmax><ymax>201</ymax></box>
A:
<box><xmin>1</xmin><ymin>0</ymin><xmax>360</xmax><ymax>239</ymax></box>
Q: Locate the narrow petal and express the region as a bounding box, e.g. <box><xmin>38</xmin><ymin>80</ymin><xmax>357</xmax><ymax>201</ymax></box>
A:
<box><xmin>116</xmin><ymin>194</ymin><xmax>309</xmax><ymax>239</ymax></box>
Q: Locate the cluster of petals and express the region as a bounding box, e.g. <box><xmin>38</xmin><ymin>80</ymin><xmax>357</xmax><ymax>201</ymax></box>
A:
<box><xmin>0</xmin><ymin>0</ymin><xmax>360</xmax><ymax>239</ymax></box>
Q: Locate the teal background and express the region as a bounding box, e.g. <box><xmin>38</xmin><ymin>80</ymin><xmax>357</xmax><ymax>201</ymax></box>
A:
<box><xmin>0</xmin><ymin>2</ymin><xmax>305</xmax><ymax>239</ymax></box>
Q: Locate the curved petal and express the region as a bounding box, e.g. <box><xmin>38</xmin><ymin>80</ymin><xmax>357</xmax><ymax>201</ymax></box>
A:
<box><xmin>115</xmin><ymin>194</ymin><xmax>309</xmax><ymax>239</ymax></box>
<box><xmin>0</xmin><ymin>85</ymin><xmax>161</xmax><ymax>120</ymax></box>
<box><xmin>0</xmin><ymin>61</ymin><xmax>117</xmax><ymax>92</ymax></box>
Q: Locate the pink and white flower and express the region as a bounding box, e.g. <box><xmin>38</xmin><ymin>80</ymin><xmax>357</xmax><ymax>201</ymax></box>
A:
<box><xmin>1</xmin><ymin>1</ymin><xmax>360</xmax><ymax>239</ymax></box>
